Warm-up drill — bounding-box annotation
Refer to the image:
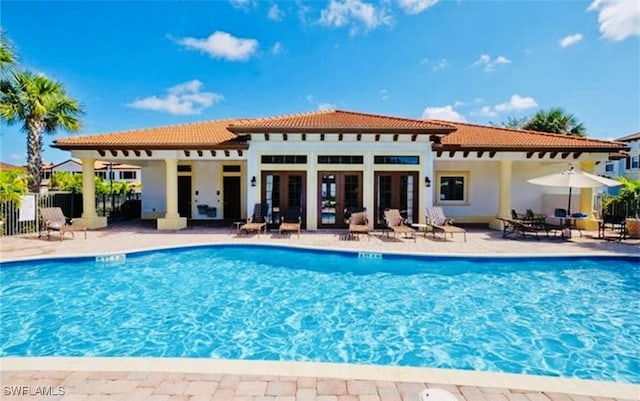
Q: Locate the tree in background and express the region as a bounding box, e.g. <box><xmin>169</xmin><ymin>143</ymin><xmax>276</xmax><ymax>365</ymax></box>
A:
<box><xmin>0</xmin><ymin>168</ymin><xmax>28</xmax><ymax>206</ymax></box>
<box><xmin>497</xmin><ymin>108</ymin><xmax>587</xmax><ymax>137</ymax></box>
<box><xmin>0</xmin><ymin>30</ymin><xmax>16</xmax><ymax>74</ymax></box>
<box><xmin>0</xmin><ymin>71</ymin><xmax>84</xmax><ymax>192</ymax></box>
<box><xmin>51</xmin><ymin>171</ymin><xmax>83</xmax><ymax>192</ymax></box>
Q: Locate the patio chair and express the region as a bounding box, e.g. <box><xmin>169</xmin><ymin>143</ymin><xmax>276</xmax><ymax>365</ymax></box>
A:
<box><xmin>425</xmin><ymin>206</ymin><xmax>466</xmax><ymax>242</ymax></box>
<box><xmin>240</xmin><ymin>203</ymin><xmax>267</xmax><ymax>236</ymax></box>
<box><xmin>383</xmin><ymin>209</ymin><xmax>416</xmax><ymax>242</ymax></box>
<box><xmin>39</xmin><ymin>207</ymin><xmax>87</xmax><ymax>241</ymax></box>
<box><xmin>279</xmin><ymin>208</ymin><xmax>302</xmax><ymax>238</ymax></box>
<box><xmin>497</xmin><ymin>217</ymin><xmax>564</xmax><ymax>240</ymax></box>
<box><xmin>347</xmin><ymin>211</ymin><xmax>370</xmax><ymax>241</ymax></box>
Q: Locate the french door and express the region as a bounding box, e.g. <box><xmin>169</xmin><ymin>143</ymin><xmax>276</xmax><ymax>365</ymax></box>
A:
<box><xmin>374</xmin><ymin>172</ymin><xmax>418</xmax><ymax>228</ymax></box>
<box><xmin>318</xmin><ymin>172</ymin><xmax>363</xmax><ymax>228</ymax></box>
<box><xmin>262</xmin><ymin>172</ymin><xmax>306</xmax><ymax>227</ymax></box>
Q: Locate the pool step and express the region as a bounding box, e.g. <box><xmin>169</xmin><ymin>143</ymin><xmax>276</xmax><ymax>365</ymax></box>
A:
<box><xmin>357</xmin><ymin>252</ymin><xmax>382</xmax><ymax>259</ymax></box>
<box><xmin>96</xmin><ymin>254</ymin><xmax>126</xmax><ymax>263</ymax></box>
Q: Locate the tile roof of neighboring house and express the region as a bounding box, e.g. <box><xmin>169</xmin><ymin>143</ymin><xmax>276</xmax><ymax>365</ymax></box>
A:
<box><xmin>0</xmin><ymin>162</ymin><xmax>25</xmax><ymax>172</ymax></box>
<box><xmin>53</xmin><ymin>119</ymin><xmax>246</xmax><ymax>150</ymax></box>
<box><xmin>427</xmin><ymin>120</ymin><xmax>627</xmax><ymax>151</ymax></box>
<box><xmin>228</xmin><ymin>109</ymin><xmax>456</xmax><ymax>132</ymax></box>
<box><xmin>616</xmin><ymin>131</ymin><xmax>640</xmax><ymax>142</ymax></box>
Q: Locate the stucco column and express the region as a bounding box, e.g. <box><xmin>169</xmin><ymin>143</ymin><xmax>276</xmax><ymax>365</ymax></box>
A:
<box><xmin>75</xmin><ymin>157</ymin><xmax>107</xmax><ymax>229</ymax></box>
<box><xmin>306</xmin><ymin>152</ymin><xmax>318</xmax><ymax>230</ymax></box>
<box><xmin>157</xmin><ymin>158</ymin><xmax>186</xmax><ymax>230</ymax></box>
<box><xmin>362</xmin><ymin>152</ymin><xmax>375</xmax><ymax>229</ymax></box>
<box><xmin>577</xmin><ymin>160</ymin><xmax>598</xmax><ymax>231</ymax></box>
<box><xmin>490</xmin><ymin>159</ymin><xmax>512</xmax><ymax>230</ymax></box>
<box><xmin>420</xmin><ymin>145</ymin><xmax>435</xmax><ymax>225</ymax></box>
<box><xmin>246</xmin><ymin>150</ymin><xmax>259</xmax><ymax>218</ymax></box>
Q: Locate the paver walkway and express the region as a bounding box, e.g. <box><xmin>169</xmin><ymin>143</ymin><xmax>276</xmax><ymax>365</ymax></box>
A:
<box><xmin>1</xmin><ymin>370</ymin><xmax>634</xmax><ymax>401</ymax></box>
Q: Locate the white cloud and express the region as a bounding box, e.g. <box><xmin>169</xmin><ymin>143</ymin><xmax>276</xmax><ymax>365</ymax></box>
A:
<box><xmin>177</xmin><ymin>31</ymin><xmax>258</xmax><ymax>61</ymax></box>
<box><xmin>305</xmin><ymin>94</ymin><xmax>315</xmax><ymax>103</ymax></box>
<box><xmin>494</xmin><ymin>94</ymin><xmax>538</xmax><ymax>112</ymax></box>
<box><xmin>271</xmin><ymin>42</ymin><xmax>284</xmax><ymax>55</ymax></box>
<box><xmin>319</xmin><ymin>0</ymin><xmax>393</xmax><ymax>34</ymax></box>
<box><xmin>379</xmin><ymin>89</ymin><xmax>389</xmax><ymax>100</ymax></box>
<box><xmin>229</xmin><ymin>0</ymin><xmax>254</xmax><ymax>10</ymax></box>
<box><xmin>471</xmin><ymin>54</ymin><xmax>511</xmax><ymax>72</ymax></box>
<box><xmin>268</xmin><ymin>4</ymin><xmax>285</xmax><ymax>21</ymax></box>
<box><xmin>588</xmin><ymin>0</ymin><xmax>640</xmax><ymax>41</ymax></box>
<box><xmin>453</xmin><ymin>100</ymin><xmax>466</xmax><ymax>108</ymax></box>
<box><xmin>127</xmin><ymin>80</ymin><xmax>223</xmax><ymax>115</ymax></box>
<box><xmin>559</xmin><ymin>33</ymin><xmax>584</xmax><ymax>47</ymax></box>
<box><xmin>419</xmin><ymin>57</ymin><xmax>429</xmax><ymax>65</ymax></box>
<box><xmin>317</xmin><ymin>103</ymin><xmax>337</xmax><ymax>111</ymax></box>
<box><xmin>397</xmin><ymin>0</ymin><xmax>438</xmax><ymax>15</ymax></box>
<box><xmin>477</xmin><ymin>106</ymin><xmax>497</xmax><ymax>117</ymax></box>
<box><xmin>10</xmin><ymin>153</ymin><xmax>23</xmax><ymax>161</ymax></box>
<box><xmin>473</xmin><ymin>97</ymin><xmax>484</xmax><ymax>104</ymax></box>
<box><xmin>422</xmin><ymin>105</ymin><xmax>465</xmax><ymax>122</ymax></box>
<box><xmin>432</xmin><ymin>58</ymin><xmax>448</xmax><ymax>71</ymax></box>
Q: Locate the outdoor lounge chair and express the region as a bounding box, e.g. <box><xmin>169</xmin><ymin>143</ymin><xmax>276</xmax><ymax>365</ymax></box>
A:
<box><xmin>240</xmin><ymin>203</ymin><xmax>267</xmax><ymax>236</ymax></box>
<box><xmin>383</xmin><ymin>209</ymin><xmax>416</xmax><ymax>242</ymax></box>
<box><xmin>39</xmin><ymin>207</ymin><xmax>86</xmax><ymax>241</ymax></box>
<box><xmin>279</xmin><ymin>209</ymin><xmax>302</xmax><ymax>238</ymax></box>
<box><xmin>425</xmin><ymin>206</ymin><xmax>466</xmax><ymax>242</ymax></box>
<box><xmin>347</xmin><ymin>211</ymin><xmax>370</xmax><ymax>240</ymax></box>
<box><xmin>497</xmin><ymin>217</ymin><xmax>564</xmax><ymax>240</ymax></box>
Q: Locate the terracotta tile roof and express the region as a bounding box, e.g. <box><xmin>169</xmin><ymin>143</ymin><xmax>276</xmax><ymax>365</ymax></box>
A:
<box><xmin>0</xmin><ymin>162</ymin><xmax>25</xmax><ymax>172</ymax></box>
<box><xmin>428</xmin><ymin>120</ymin><xmax>628</xmax><ymax>151</ymax></box>
<box><xmin>53</xmin><ymin>119</ymin><xmax>246</xmax><ymax>150</ymax></box>
<box><xmin>616</xmin><ymin>131</ymin><xmax>640</xmax><ymax>142</ymax></box>
<box><xmin>229</xmin><ymin>110</ymin><xmax>456</xmax><ymax>132</ymax></box>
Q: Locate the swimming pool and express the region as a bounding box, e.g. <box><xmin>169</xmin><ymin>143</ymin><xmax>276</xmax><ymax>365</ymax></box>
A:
<box><xmin>1</xmin><ymin>245</ymin><xmax>638</xmax><ymax>383</ymax></box>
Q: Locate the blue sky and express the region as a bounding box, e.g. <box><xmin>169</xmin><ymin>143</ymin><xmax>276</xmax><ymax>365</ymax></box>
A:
<box><xmin>1</xmin><ymin>0</ymin><xmax>639</xmax><ymax>164</ymax></box>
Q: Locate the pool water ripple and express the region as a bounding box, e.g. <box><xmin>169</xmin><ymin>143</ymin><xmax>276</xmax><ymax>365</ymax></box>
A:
<box><xmin>1</xmin><ymin>246</ymin><xmax>638</xmax><ymax>384</ymax></box>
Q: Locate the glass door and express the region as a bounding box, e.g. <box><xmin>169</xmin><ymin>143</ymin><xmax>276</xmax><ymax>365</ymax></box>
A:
<box><xmin>374</xmin><ymin>172</ymin><xmax>418</xmax><ymax>228</ymax></box>
<box><xmin>262</xmin><ymin>172</ymin><xmax>306</xmax><ymax>228</ymax></box>
<box><xmin>318</xmin><ymin>172</ymin><xmax>363</xmax><ymax>228</ymax></box>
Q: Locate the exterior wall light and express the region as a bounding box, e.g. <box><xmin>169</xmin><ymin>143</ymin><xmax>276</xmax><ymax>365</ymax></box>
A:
<box><xmin>425</xmin><ymin>176</ymin><xmax>431</xmax><ymax>188</ymax></box>
<box><xmin>251</xmin><ymin>176</ymin><xmax>257</xmax><ymax>187</ymax></box>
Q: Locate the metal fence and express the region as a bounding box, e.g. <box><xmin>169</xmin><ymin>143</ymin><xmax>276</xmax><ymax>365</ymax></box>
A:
<box><xmin>1</xmin><ymin>191</ymin><xmax>142</xmax><ymax>236</ymax></box>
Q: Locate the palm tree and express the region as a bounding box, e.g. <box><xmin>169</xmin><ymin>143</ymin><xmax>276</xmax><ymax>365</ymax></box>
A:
<box><xmin>0</xmin><ymin>71</ymin><xmax>83</xmax><ymax>192</ymax></box>
<box><xmin>522</xmin><ymin>108</ymin><xmax>586</xmax><ymax>137</ymax></box>
<box><xmin>0</xmin><ymin>30</ymin><xmax>16</xmax><ymax>75</ymax></box>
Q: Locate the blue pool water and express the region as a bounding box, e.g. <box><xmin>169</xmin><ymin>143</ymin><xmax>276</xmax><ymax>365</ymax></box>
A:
<box><xmin>1</xmin><ymin>246</ymin><xmax>639</xmax><ymax>383</ymax></box>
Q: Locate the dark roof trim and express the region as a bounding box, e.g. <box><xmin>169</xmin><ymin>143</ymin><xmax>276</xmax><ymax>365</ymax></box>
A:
<box><xmin>228</xmin><ymin>127</ymin><xmax>455</xmax><ymax>135</ymax></box>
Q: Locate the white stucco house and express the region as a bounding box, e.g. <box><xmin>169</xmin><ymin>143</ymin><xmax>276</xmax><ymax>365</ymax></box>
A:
<box><xmin>51</xmin><ymin>109</ymin><xmax>628</xmax><ymax>231</ymax></box>
<box><xmin>41</xmin><ymin>158</ymin><xmax>142</xmax><ymax>190</ymax></box>
<box><xmin>597</xmin><ymin>132</ymin><xmax>640</xmax><ymax>182</ymax></box>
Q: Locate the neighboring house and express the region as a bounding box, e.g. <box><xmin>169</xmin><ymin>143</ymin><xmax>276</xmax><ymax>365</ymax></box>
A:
<box><xmin>52</xmin><ymin>109</ymin><xmax>628</xmax><ymax>230</ymax></box>
<box><xmin>0</xmin><ymin>162</ymin><xmax>26</xmax><ymax>172</ymax></box>
<box><xmin>607</xmin><ymin>132</ymin><xmax>639</xmax><ymax>181</ymax></box>
<box><xmin>42</xmin><ymin>158</ymin><xmax>142</xmax><ymax>190</ymax></box>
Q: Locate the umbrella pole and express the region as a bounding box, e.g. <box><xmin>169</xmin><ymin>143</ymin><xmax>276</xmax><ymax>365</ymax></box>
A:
<box><xmin>566</xmin><ymin>187</ymin><xmax>573</xmax><ymax>229</ymax></box>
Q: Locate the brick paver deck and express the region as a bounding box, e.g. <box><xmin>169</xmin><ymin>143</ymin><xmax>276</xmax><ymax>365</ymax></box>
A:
<box><xmin>1</xmin><ymin>370</ymin><xmax>635</xmax><ymax>401</ymax></box>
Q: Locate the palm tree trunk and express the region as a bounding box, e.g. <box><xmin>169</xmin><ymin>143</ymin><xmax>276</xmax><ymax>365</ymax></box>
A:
<box><xmin>26</xmin><ymin>118</ymin><xmax>44</xmax><ymax>193</ymax></box>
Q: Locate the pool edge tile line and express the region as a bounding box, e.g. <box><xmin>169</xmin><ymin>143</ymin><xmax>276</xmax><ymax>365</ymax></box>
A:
<box><xmin>2</xmin><ymin>357</ymin><xmax>639</xmax><ymax>399</ymax></box>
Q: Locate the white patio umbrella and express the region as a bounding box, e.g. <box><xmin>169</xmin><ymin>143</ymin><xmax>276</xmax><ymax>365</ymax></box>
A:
<box><xmin>527</xmin><ymin>166</ymin><xmax>622</xmax><ymax>216</ymax></box>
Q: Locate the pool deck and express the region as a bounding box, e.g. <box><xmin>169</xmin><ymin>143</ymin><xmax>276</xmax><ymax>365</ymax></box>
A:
<box><xmin>1</xmin><ymin>224</ymin><xmax>639</xmax><ymax>400</ymax></box>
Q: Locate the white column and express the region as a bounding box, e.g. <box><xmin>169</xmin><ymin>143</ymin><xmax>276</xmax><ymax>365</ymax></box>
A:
<box><xmin>420</xmin><ymin>145</ymin><xmax>435</xmax><ymax>224</ymax></box>
<box><xmin>157</xmin><ymin>158</ymin><xmax>186</xmax><ymax>230</ymax></box>
<box><xmin>75</xmin><ymin>157</ymin><xmax>107</xmax><ymax>229</ymax></box>
<box><xmin>362</xmin><ymin>151</ymin><xmax>375</xmax><ymax>229</ymax></box>
<box><xmin>246</xmin><ymin>149</ymin><xmax>259</xmax><ymax>218</ymax></box>
<box><xmin>306</xmin><ymin>152</ymin><xmax>317</xmax><ymax>230</ymax></box>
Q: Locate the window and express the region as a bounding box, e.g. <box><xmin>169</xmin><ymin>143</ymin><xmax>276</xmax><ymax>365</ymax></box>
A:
<box><xmin>261</xmin><ymin>155</ymin><xmax>307</xmax><ymax>164</ymax></box>
<box><xmin>605</xmin><ymin>163</ymin><xmax>614</xmax><ymax>172</ymax></box>
<box><xmin>177</xmin><ymin>165</ymin><xmax>192</xmax><ymax>172</ymax></box>
<box><xmin>374</xmin><ymin>156</ymin><xmax>419</xmax><ymax>165</ymax></box>
<box><xmin>632</xmin><ymin>156</ymin><xmax>639</xmax><ymax>169</ymax></box>
<box><xmin>223</xmin><ymin>165</ymin><xmax>241</xmax><ymax>172</ymax></box>
<box><xmin>120</xmin><ymin>171</ymin><xmax>136</xmax><ymax>180</ymax></box>
<box><xmin>437</xmin><ymin>172</ymin><xmax>469</xmax><ymax>203</ymax></box>
<box><xmin>317</xmin><ymin>155</ymin><xmax>363</xmax><ymax>164</ymax></box>
<box><xmin>95</xmin><ymin>171</ymin><xmax>107</xmax><ymax>179</ymax></box>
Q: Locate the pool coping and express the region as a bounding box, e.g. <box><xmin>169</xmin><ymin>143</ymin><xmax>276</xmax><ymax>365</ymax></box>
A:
<box><xmin>1</xmin><ymin>240</ymin><xmax>639</xmax><ymax>263</ymax></box>
<box><xmin>2</xmin><ymin>357</ymin><xmax>639</xmax><ymax>398</ymax></box>
<box><xmin>2</xmin><ymin>242</ymin><xmax>639</xmax><ymax>398</ymax></box>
